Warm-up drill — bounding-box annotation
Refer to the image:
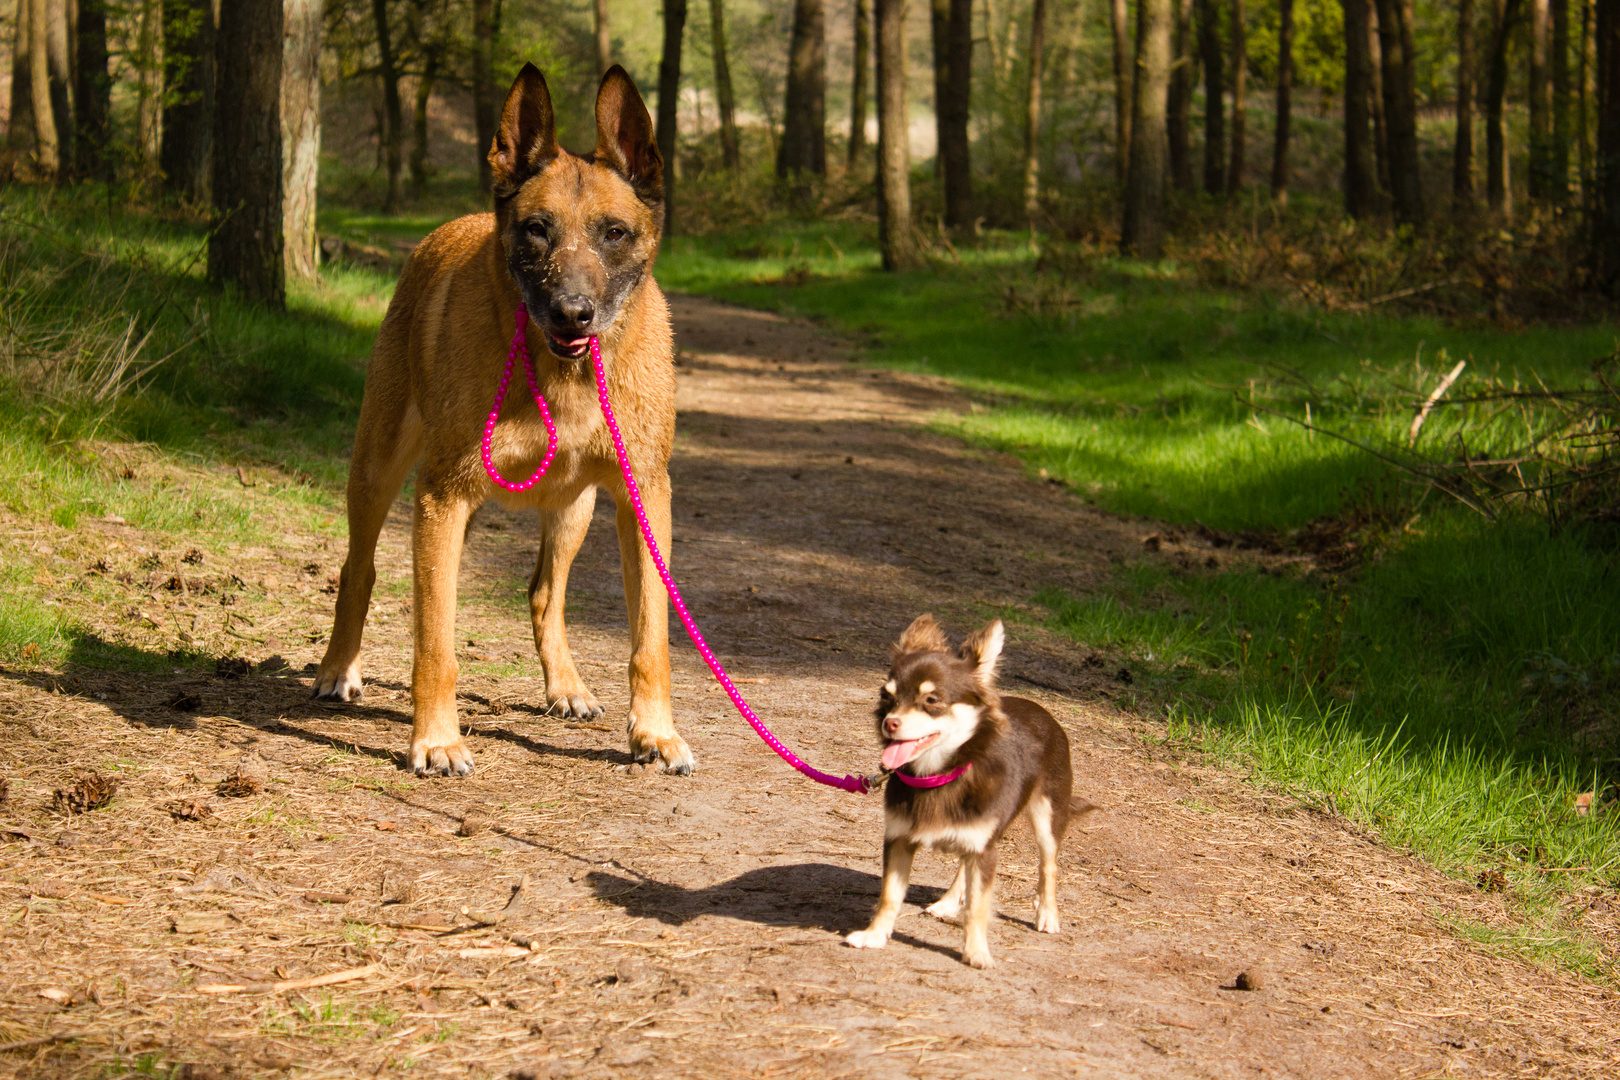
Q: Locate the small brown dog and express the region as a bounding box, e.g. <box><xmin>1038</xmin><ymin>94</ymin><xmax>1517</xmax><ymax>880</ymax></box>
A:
<box><xmin>313</xmin><ymin>64</ymin><xmax>693</xmax><ymax>778</ymax></box>
<box><xmin>846</xmin><ymin>615</ymin><xmax>1091</xmax><ymax>968</ymax></box>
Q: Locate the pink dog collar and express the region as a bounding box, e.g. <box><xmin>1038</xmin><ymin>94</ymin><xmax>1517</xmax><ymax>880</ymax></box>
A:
<box><xmin>892</xmin><ymin>763</ymin><xmax>972</xmax><ymax>788</ymax></box>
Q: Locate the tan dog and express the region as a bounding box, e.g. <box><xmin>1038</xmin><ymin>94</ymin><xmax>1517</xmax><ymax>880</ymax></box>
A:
<box><xmin>314</xmin><ymin>64</ymin><xmax>693</xmax><ymax>778</ymax></box>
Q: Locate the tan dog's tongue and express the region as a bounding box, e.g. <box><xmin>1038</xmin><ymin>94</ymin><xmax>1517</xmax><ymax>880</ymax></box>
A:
<box><xmin>882</xmin><ymin>738</ymin><xmax>925</xmax><ymax>771</ymax></box>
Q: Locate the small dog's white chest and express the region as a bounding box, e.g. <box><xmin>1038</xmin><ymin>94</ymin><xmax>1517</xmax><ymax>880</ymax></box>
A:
<box><xmin>886</xmin><ymin>809</ymin><xmax>996</xmax><ymax>854</ymax></box>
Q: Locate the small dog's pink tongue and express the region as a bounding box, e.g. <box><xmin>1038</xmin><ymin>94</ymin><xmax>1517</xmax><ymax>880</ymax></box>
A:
<box><xmin>882</xmin><ymin>738</ymin><xmax>926</xmax><ymax>771</ymax></box>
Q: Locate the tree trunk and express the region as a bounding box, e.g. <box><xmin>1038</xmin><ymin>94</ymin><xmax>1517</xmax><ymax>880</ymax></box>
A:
<box><xmin>1198</xmin><ymin>0</ymin><xmax>1224</xmax><ymax>193</ymax></box>
<box><xmin>373</xmin><ymin>0</ymin><xmax>403</xmax><ymax>211</ymax></box>
<box><xmin>1579</xmin><ymin>0</ymin><xmax>1592</xmax><ymax>190</ymax></box>
<box><xmin>779</xmin><ymin>0</ymin><xmax>827</xmax><ymax>185</ymax></box>
<box><xmin>28</xmin><ymin>0</ymin><xmax>58</xmax><ymax>177</ymax></box>
<box><xmin>1227</xmin><ymin>0</ymin><xmax>1246</xmax><ymax>191</ymax></box>
<box><xmin>283</xmin><ymin>0</ymin><xmax>321</xmax><ymax>283</ymax></box>
<box><xmin>657</xmin><ymin>0</ymin><xmax>687</xmax><ymax>232</ymax></box>
<box><xmin>1111</xmin><ymin>0</ymin><xmax>1133</xmax><ymax>189</ymax></box>
<box><xmin>595</xmin><ymin>0</ymin><xmax>612</xmax><ymax>75</ymax></box>
<box><xmin>711</xmin><ymin>0</ymin><xmax>740</xmax><ymax>171</ymax></box>
<box><xmin>472</xmin><ymin>0</ymin><xmax>496</xmax><ymax>192</ymax></box>
<box><xmin>135</xmin><ymin>0</ymin><xmax>160</xmax><ymax>175</ymax></box>
<box><xmin>848</xmin><ymin>0</ymin><xmax>870</xmax><ymax>167</ymax></box>
<box><xmin>210</xmin><ymin>0</ymin><xmax>284</xmax><ymax>307</ymax></box>
<box><xmin>1124</xmin><ymin>0</ymin><xmax>1173</xmax><ymax>256</ymax></box>
<box><xmin>876</xmin><ymin>0</ymin><xmax>918</xmax><ymax>268</ymax></box>
<box><xmin>928</xmin><ymin>0</ymin><xmax>972</xmax><ymax>228</ymax></box>
<box><xmin>1271</xmin><ymin>0</ymin><xmax>1294</xmax><ymax>200</ymax></box>
<box><xmin>1593</xmin><ymin>0</ymin><xmax>1620</xmax><ymax>289</ymax></box>
<box><xmin>160</xmin><ymin>0</ymin><xmax>215</xmax><ymax>201</ymax></box>
<box><xmin>1169</xmin><ymin>0</ymin><xmax>1193</xmax><ymax>190</ymax></box>
<box><xmin>410</xmin><ymin>54</ymin><xmax>437</xmax><ymax>193</ymax></box>
<box><xmin>1023</xmin><ymin>0</ymin><xmax>1047</xmax><ymax>217</ymax></box>
<box><xmin>1487</xmin><ymin>0</ymin><xmax>1521</xmax><ymax>214</ymax></box>
<box><xmin>1343</xmin><ymin>0</ymin><xmax>1378</xmax><ymax>214</ymax></box>
<box><xmin>1552</xmin><ymin>0</ymin><xmax>1570</xmax><ymax>198</ymax></box>
<box><xmin>9</xmin><ymin>0</ymin><xmax>34</xmax><ymax>158</ymax></box>
<box><xmin>1530</xmin><ymin>0</ymin><xmax>1553</xmax><ymax>197</ymax></box>
<box><xmin>1455</xmin><ymin>0</ymin><xmax>1476</xmax><ymax>203</ymax></box>
<box><xmin>73</xmin><ymin>0</ymin><xmax>110</xmax><ymax>180</ymax></box>
<box><xmin>43</xmin><ymin>0</ymin><xmax>70</xmax><ymax>163</ymax></box>
<box><xmin>1369</xmin><ymin>2</ymin><xmax>1390</xmax><ymax>189</ymax></box>
<box><xmin>1374</xmin><ymin>0</ymin><xmax>1423</xmax><ymax>222</ymax></box>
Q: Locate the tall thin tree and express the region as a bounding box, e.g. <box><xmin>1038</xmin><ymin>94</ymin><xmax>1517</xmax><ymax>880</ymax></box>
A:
<box><xmin>74</xmin><ymin>0</ymin><xmax>111</xmax><ymax>181</ymax></box>
<box><xmin>1592</xmin><ymin>0</ymin><xmax>1620</xmax><ymax>289</ymax></box>
<box><xmin>1374</xmin><ymin>0</ymin><xmax>1423</xmax><ymax>222</ymax></box>
<box><xmin>779</xmin><ymin>0</ymin><xmax>828</xmax><ymax>188</ymax></box>
<box><xmin>1111</xmin><ymin>0</ymin><xmax>1133</xmax><ymax>188</ymax></box>
<box><xmin>28</xmin><ymin>0</ymin><xmax>58</xmax><ymax>178</ymax></box>
<box><xmin>1552</xmin><ymin>0</ymin><xmax>1570</xmax><ymax>198</ymax></box>
<box><xmin>657</xmin><ymin>0</ymin><xmax>688</xmax><ymax>232</ymax></box>
<box><xmin>373</xmin><ymin>0</ymin><xmax>404</xmax><ymax>211</ymax></box>
<box><xmin>848</xmin><ymin>0</ymin><xmax>871</xmax><ymax>167</ymax></box>
<box><xmin>1023</xmin><ymin>0</ymin><xmax>1048</xmax><ymax>217</ymax></box>
<box><xmin>1344</xmin><ymin>0</ymin><xmax>1378</xmax><ymax>215</ymax></box>
<box><xmin>1486</xmin><ymin>0</ymin><xmax>1522</xmax><ymax>214</ymax></box>
<box><xmin>284</xmin><ymin>0</ymin><xmax>322</xmax><ymax>283</ymax></box>
<box><xmin>876</xmin><ymin>0</ymin><xmax>918</xmax><ymax>267</ymax></box>
<box><xmin>1124</xmin><ymin>0</ymin><xmax>1174</xmax><ymax>256</ymax></box>
<box><xmin>1227</xmin><ymin>0</ymin><xmax>1246</xmax><ymax>191</ymax></box>
<box><xmin>929</xmin><ymin>0</ymin><xmax>972</xmax><ymax>228</ymax></box>
<box><xmin>9</xmin><ymin>0</ymin><xmax>34</xmax><ymax>161</ymax></box>
<box><xmin>472</xmin><ymin>0</ymin><xmax>496</xmax><ymax>193</ymax></box>
<box><xmin>160</xmin><ymin>0</ymin><xmax>215</xmax><ymax>201</ymax></box>
<box><xmin>1530</xmin><ymin>0</ymin><xmax>1554</xmax><ymax>197</ymax></box>
<box><xmin>1579</xmin><ymin>0</ymin><xmax>1593</xmax><ymax>189</ymax></box>
<box><xmin>1369</xmin><ymin>2</ymin><xmax>1391</xmax><ymax>189</ymax></box>
<box><xmin>210</xmin><ymin>0</ymin><xmax>284</xmax><ymax>307</ymax></box>
<box><xmin>1455</xmin><ymin>0</ymin><xmax>1477</xmax><ymax>203</ymax></box>
<box><xmin>596</xmin><ymin>0</ymin><xmax>612</xmax><ymax>75</ymax></box>
<box><xmin>1198</xmin><ymin>0</ymin><xmax>1224</xmax><ymax>194</ymax></box>
<box><xmin>1271</xmin><ymin>0</ymin><xmax>1295</xmax><ymax>200</ymax></box>
<box><xmin>42</xmin><ymin>0</ymin><xmax>70</xmax><ymax>159</ymax></box>
<box><xmin>710</xmin><ymin>0</ymin><xmax>740</xmax><ymax>172</ymax></box>
<box><xmin>1169</xmin><ymin>0</ymin><xmax>1193</xmax><ymax>191</ymax></box>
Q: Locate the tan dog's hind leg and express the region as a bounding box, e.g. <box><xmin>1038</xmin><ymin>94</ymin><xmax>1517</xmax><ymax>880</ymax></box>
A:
<box><xmin>315</xmin><ymin>384</ymin><xmax>421</xmax><ymax>702</ymax></box>
<box><xmin>1029</xmin><ymin>794</ymin><xmax>1062</xmax><ymax>933</ymax></box>
<box><xmin>614</xmin><ymin>473</ymin><xmax>693</xmax><ymax>774</ymax></box>
<box><xmin>408</xmin><ymin>484</ymin><xmax>478</xmax><ymax>776</ymax></box>
<box><xmin>924</xmin><ymin>865</ymin><xmax>967</xmax><ymax>922</ymax></box>
<box><xmin>846</xmin><ymin>838</ymin><xmax>918</xmax><ymax>949</ymax></box>
<box><xmin>528</xmin><ymin>486</ymin><xmax>604</xmax><ymax>719</ymax></box>
<box><xmin>961</xmin><ymin>848</ymin><xmax>999</xmax><ymax>969</ymax></box>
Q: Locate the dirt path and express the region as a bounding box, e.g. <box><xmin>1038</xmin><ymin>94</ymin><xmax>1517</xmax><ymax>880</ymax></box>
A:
<box><xmin>0</xmin><ymin>295</ymin><xmax>1615</xmax><ymax>1078</ymax></box>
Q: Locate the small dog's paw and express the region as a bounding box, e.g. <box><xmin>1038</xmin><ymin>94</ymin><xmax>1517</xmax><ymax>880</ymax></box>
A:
<box><xmin>844</xmin><ymin>929</ymin><xmax>889</xmax><ymax>950</ymax></box>
<box><xmin>962</xmin><ymin>945</ymin><xmax>995</xmax><ymax>969</ymax></box>
<box><xmin>1035</xmin><ymin>910</ymin><xmax>1061</xmax><ymax>934</ymax></box>
<box><xmin>924</xmin><ymin>897</ymin><xmax>963</xmax><ymax>922</ymax></box>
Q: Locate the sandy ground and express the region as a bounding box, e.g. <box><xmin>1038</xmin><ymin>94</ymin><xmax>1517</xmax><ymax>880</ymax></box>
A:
<box><xmin>0</xmin><ymin>294</ymin><xmax>1616</xmax><ymax>1078</ymax></box>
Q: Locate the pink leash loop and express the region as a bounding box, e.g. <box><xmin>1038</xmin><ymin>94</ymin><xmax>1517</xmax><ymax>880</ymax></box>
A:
<box><xmin>484</xmin><ymin>306</ymin><xmax>876</xmax><ymax>794</ymax></box>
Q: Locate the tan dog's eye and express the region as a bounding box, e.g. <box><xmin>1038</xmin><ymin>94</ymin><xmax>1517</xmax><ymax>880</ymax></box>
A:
<box><xmin>525</xmin><ymin>221</ymin><xmax>549</xmax><ymax>242</ymax></box>
<box><xmin>604</xmin><ymin>226</ymin><xmax>628</xmax><ymax>243</ymax></box>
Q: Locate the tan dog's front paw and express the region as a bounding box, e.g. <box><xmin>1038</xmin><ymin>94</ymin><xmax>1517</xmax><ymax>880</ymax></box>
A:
<box><xmin>313</xmin><ymin>662</ymin><xmax>364</xmax><ymax>702</ymax></box>
<box><xmin>628</xmin><ymin>723</ymin><xmax>694</xmax><ymax>775</ymax></box>
<box><xmin>844</xmin><ymin>929</ymin><xmax>890</xmax><ymax>950</ymax></box>
<box><xmin>410</xmin><ymin>737</ymin><xmax>475</xmax><ymax>777</ymax></box>
<box><xmin>962</xmin><ymin>944</ymin><xmax>995</xmax><ymax>969</ymax></box>
<box><xmin>546</xmin><ymin>690</ymin><xmax>603</xmax><ymax>720</ymax></box>
<box><xmin>1035</xmin><ymin>908</ymin><xmax>1061</xmax><ymax>934</ymax></box>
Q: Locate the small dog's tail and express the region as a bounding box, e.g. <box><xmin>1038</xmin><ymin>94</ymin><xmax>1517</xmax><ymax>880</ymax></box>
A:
<box><xmin>1070</xmin><ymin>797</ymin><xmax>1102</xmax><ymax>820</ymax></box>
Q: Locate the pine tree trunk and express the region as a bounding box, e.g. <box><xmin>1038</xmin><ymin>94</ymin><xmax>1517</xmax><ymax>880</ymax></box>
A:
<box><xmin>1198</xmin><ymin>0</ymin><xmax>1224</xmax><ymax>194</ymax></box>
<box><xmin>1579</xmin><ymin>0</ymin><xmax>1592</xmax><ymax>190</ymax></box>
<box><xmin>1023</xmin><ymin>0</ymin><xmax>1047</xmax><ymax>217</ymax></box>
<box><xmin>1592</xmin><ymin>0</ymin><xmax>1620</xmax><ymax>289</ymax></box>
<box><xmin>373</xmin><ymin>0</ymin><xmax>403</xmax><ymax>212</ymax></box>
<box><xmin>1343</xmin><ymin>0</ymin><xmax>1378</xmax><ymax>214</ymax></box>
<box><xmin>1552</xmin><ymin>0</ymin><xmax>1570</xmax><ymax>198</ymax></box>
<box><xmin>9</xmin><ymin>0</ymin><xmax>34</xmax><ymax>158</ymax></box>
<box><xmin>73</xmin><ymin>0</ymin><xmax>110</xmax><ymax>181</ymax></box>
<box><xmin>1169</xmin><ymin>0</ymin><xmax>1193</xmax><ymax>191</ymax></box>
<box><xmin>43</xmin><ymin>0</ymin><xmax>70</xmax><ymax>163</ymax></box>
<box><xmin>595</xmin><ymin>0</ymin><xmax>612</xmax><ymax>75</ymax></box>
<box><xmin>1111</xmin><ymin>0</ymin><xmax>1133</xmax><ymax>189</ymax></box>
<box><xmin>1369</xmin><ymin>3</ymin><xmax>1391</xmax><ymax>189</ymax></box>
<box><xmin>711</xmin><ymin>0</ymin><xmax>740</xmax><ymax>171</ymax></box>
<box><xmin>848</xmin><ymin>0</ymin><xmax>870</xmax><ymax>167</ymax></box>
<box><xmin>283</xmin><ymin>0</ymin><xmax>321</xmax><ymax>283</ymax></box>
<box><xmin>657</xmin><ymin>0</ymin><xmax>687</xmax><ymax>232</ymax></box>
<box><xmin>1487</xmin><ymin>0</ymin><xmax>1521</xmax><ymax>214</ymax></box>
<box><xmin>29</xmin><ymin>0</ymin><xmax>58</xmax><ymax>177</ymax></box>
<box><xmin>410</xmin><ymin>54</ymin><xmax>437</xmax><ymax>193</ymax></box>
<box><xmin>210</xmin><ymin>0</ymin><xmax>284</xmax><ymax>307</ymax></box>
<box><xmin>1124</xmin><ymin>0</ymin><xmax>1173</xmax><ymax>256</ymax></box>
<box><xmin>779</xmin><ymin>0</ymin><xmax>827</xmax><ymax>185</ymax></box>
<box><xmin>876</xmin><ymin>0</ymin><xmax>918</xmax><ymax>268</ymax></box>
<box><xmin>1374</xmin><ymin>0</ymin><xmax>1423</xmax><ymax>222</ymax></box>
<box><xmin>1530</xmin><ymin>0</ymin><xmax>1553</xmax><ymax>197</ymax></box>
<box><xmin>472</xmin><ymin>0</ymin><xmax>496</xmax><ymax>193</ymax></box>
<box><xmin>1271</xmin><ymin>0</ymin><xmax>1294</xmax><ymax>200</ymax></box>
<box><xmin>1227</xmin><ymin>0</ymin><xmax>1246</xmax><ymax>191</ymax></box>
<box><xmin>930</xmin><ymin>0</ymin><xmax>972</xmax><ymax>229</ymax></box>
<box><xmin>135</xmin><ymin>0</ymin><xmax>160</xmax><ymax>176</ymax></box>
<box><xmin>160</xmin><ymin>0</ymin><xmax>215</xmax><ymax>201</ymax></box>
<box><xmin>1455</xmin><ymin>0</ymin><xmax>1476</xmax><ymax>203</ymax></box>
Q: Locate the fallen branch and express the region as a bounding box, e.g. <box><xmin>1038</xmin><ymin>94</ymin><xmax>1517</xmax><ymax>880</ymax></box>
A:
<box><xmin>195</xmin><ymin>962</ymin><xmax>381</xmax><ymax>995</ymax></box>
<box><xmin>0</xmin><ymin>1031</ymin><xmax>89</xmax><ymax>1052</ymax></box>
<box><xmin>1408</xmin><ymin>359</ymin><xmax>1467</xmax><ymax>445</ymax></box>
<box><xmin>1346</xmin><ymin>276</ymin><xmax>1465</xmax><ymax>311</ymax></box>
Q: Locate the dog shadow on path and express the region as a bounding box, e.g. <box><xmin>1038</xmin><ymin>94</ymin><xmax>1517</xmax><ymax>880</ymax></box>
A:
<box><xmin>585</xmin><ymin>863</ymin><xmax>961</xmax><ymax>960</ymax></box>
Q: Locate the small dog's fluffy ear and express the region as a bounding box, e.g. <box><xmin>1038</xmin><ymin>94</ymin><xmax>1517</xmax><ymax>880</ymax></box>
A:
<box><xmin>894</xmin><ymin>614</ymin><xmax>951</xmax><ymax>659</ymax></box>
<box><xmin>959</xmin><ymin>619</ymin><xmax>1005</xmax><ymax>686</ymax></box>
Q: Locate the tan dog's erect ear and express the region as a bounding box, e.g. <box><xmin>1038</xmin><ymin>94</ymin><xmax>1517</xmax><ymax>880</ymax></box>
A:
<box><xmin>894</xmin><ymin>614</ymin><xmax>952</xmax><ymax>660</ymax></box>
<box><xmin>594</xmin><ymin>65</ymin><xmax>663</xmax><ymax>207</ymax></box>
<box><xmin>489</xmin><ymin>63</ymin><xmax>558</xmax><ymax>199</ymax></box>
<box><xmin>959</xmin><ymin>619</ymin><xmax>1005</xmax><ymax>686</ymax></box>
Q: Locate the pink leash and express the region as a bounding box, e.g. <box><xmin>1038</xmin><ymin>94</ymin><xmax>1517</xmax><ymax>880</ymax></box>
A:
<box><xmin>484</xmin><ymin>304</ymin><xmax>880</xmax><ymax>794</ymax></box>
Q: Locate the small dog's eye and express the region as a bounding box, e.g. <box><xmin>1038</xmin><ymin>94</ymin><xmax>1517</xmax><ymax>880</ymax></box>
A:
<box><xmin>604</xmin><ymin>226</ymin><xmax>627</xmax><ymax>242</ymax></box>
<box><xmin>525</xmin><ymin>221</ymin><xmax>549</xmax><ymax>241</ymax></box>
